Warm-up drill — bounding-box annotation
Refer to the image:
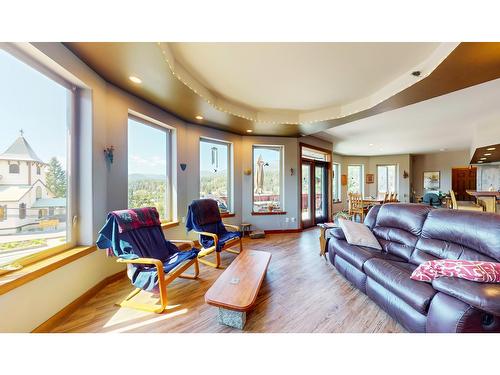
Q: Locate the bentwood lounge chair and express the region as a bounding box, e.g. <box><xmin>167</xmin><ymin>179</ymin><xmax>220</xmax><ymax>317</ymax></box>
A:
<box><xmin>97</xmin><ymin>207</ymin><xmax>200</xmax><ymax>313</ymax></box>
<box><xmin>186</xmin><ymin>199</ymin><xmax>243</xmax><ymax>268</ymax></box>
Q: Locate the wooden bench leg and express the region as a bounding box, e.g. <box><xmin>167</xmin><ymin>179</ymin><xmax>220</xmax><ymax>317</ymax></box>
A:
<box><xmin>218</xmin><ymin>308</ymin><xmax>246</xmax><ymax>329</ymax></box>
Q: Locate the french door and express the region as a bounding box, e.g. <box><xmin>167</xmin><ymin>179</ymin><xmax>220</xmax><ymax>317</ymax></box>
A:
<box><xmin>301</xmin><ymin>160</ymin><xmax>329</xmax><ymax>228</ymax></box>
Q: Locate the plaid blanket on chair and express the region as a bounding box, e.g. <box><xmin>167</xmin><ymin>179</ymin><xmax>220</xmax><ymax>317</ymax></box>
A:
<box><xmin>111</xmin><ymin>207</ymin><xmax>162</xmax><ymax>233</ymax></box>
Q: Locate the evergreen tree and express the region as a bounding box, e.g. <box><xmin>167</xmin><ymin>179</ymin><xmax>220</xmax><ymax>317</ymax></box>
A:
<box><xmin>46</xmin><ymin>157</ymin><xmax>66</xmax><ymax>197</ymax></box>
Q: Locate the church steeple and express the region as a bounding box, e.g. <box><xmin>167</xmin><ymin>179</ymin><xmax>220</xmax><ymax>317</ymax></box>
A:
<box><xmin>0</xmin><ymin>132</ymin><xmax>45</xmax><ymax>164</ymax></box>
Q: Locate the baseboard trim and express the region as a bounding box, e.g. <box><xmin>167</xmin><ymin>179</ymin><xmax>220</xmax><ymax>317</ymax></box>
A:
<box><xmin>32</xmin><ymin>270</ymin><xmax>126</xmax><ymax>333</ymax></box>
<box><xmin>264</xmin><ymin>229</ymin><xmax>302</xmax><ymax>234</ymax></box>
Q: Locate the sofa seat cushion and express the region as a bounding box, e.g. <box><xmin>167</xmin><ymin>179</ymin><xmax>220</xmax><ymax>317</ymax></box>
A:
<box><xmin>334</xmin><ymin>240</ymin><xmax>404</xmax><ymax>271</ymax></box>
<box><xmin>364</xmin><ymin>258</ymin><xmax>437</xmax><ymax>314</ymax></box>
<box><xmin>432</xmin><ymin>277</ymin><xmax>500</xmax><ymax>316</ymax></box>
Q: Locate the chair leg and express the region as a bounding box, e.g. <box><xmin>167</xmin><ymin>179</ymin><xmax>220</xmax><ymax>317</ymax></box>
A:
<box><xmin>198</xmin><ymin>251</ymin><xmax>222</xmax><ymax>268</ymax></box>
<box><xmin>116</xmin><ymin>287</ymin><xmax>167</xmax><ymax>314</ymax></box>
<box><xmin>179</xmin><ymin>258</ymin><xmax>199</xmax><ymax>279</ymax></box>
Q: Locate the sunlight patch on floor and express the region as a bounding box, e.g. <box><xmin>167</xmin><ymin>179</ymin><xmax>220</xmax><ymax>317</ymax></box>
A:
<box><xmin>105</xmin><ymin>308</ymin><xmax>188</xmax><ymax>333</ymax></box>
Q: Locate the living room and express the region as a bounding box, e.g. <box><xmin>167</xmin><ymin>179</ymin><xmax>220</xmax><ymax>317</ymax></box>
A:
<box><xmin>1</xmin><ymin>2</ymin><xmax>499</xmax><ymax>375</ymax></box>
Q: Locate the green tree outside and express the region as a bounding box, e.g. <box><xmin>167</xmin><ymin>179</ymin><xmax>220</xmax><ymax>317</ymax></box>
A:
<box><xmin>46</xmin><ymin>157</ymin><xmax>67</xmax><ymax>198</ymax></box>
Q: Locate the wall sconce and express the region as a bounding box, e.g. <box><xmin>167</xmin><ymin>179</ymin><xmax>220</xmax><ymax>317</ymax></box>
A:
<box><xmin>180</xmin><ymin>163</ymin><xmax>187</xmax><ymax>171</ymax></box>
<box><xmin>104</xmin><ymin>146</ymin><xmax>114</xmax><ymax>164</ymax></box>
<box><xmin>403</xmin><ymin>170</ymin><xmax>409</xmax><ymax>179</ymax></box>
<box><xmin>290</xmin><ymin>168</ymin><xmax>294</xmax><ymax>176</ymax></box>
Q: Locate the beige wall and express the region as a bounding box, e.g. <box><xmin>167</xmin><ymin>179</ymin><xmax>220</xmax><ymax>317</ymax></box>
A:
<box><xmin>0</xmin><ymin>43</ymin><xmax>332</xmax><ymax>332</ymax></box>
<box><xmin>411</xmin><ymin>150</ymin><xmax>470</xmax><ymax>197</ymax></box>
<box><xmin>332</xmin><ymin>153</ymin><xmax>411</xmax><ymax>212</ymax></box>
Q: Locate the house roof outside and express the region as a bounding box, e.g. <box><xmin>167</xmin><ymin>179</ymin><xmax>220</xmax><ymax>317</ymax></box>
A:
<box><xmin>0</xmin><ymin>134</ymin><xmax>45</xmax><ymax>164</ymax></box>
<box><xmin>31</xmin><ymin>197</ymin><xmax>66</xmax><ymax>208</ymax></box>
<box><xmin>0</xmin><ymin>185</ymin><xmax>31</xmax><ymax>202</ymax></box>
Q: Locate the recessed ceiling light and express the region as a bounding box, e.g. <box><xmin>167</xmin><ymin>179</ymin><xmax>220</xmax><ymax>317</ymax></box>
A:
<box><xmin>129</xmin><ymin>76</ymin><xmax>142</xmax><ymax>84</ymax></box>
<box><xmin>246</xmin><ymin>129</ymin><xmax>253</xmax><ymax>133</ymax></box>
<box><xmin>480</xmin><ymin>157</ymin><xmax>487</xmax><ymax>160</ymax></box>
<box><xmin>195</xmin><ymin>115</ymin><xmax>204</xmax><ymax>120</ymax></box>
<box><xmin>486</xmin><ymin>147</ymin><xmax>496</xmax><ymax>151</ymax></box>
<box><xmin>484</xmin><ymin>153</ymin><xmax>492</xmax><ymax>156</ymax></box>
<box><xmin>477</xmin><ymin>160</ymin><xmax>484</xmax><ymax>163</ymax></box>
<box><xmin>439</xmin><ymin>148</ymin><xmax>446</xmax><ymax>152</ymax></box>
<box><xmin>369</xmin><ymin>143</ymin><xmax>374</xmax><ymax>146</ymax></box>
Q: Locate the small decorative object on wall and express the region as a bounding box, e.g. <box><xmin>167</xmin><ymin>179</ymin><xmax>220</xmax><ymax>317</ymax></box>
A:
<box><xmin>290</xmin><ymin>168</ymin><xmax>294</xmax><ymax>176</ymax></box>
<box><xmin>104</xmin><ymin>146</ymin><xmax>114</xmax><ymax>164</ymax></box>
<box><xmin>180</xmin><ymin>163</ymin><xmax>187</xmax><ymax>171</ymax></box>
<box><xmin>403</xmin><ymin>170</ymin><xmax>409</xmax><ymax>179</ymax></box>
<box><xmin>423</xmin><ymin>171</ymin><xmax>440</xmax><ymax>190</ymax></box>
<box><xmin>243</xmin><ymin>168</ymin><xmax>252</xmax><ymax>176</ymax></box>
<box><xmin>341</xmin><ymin>174</ymin><xmax>348</xmax><ymax>186</ymax></box>
<box><xmin>366</xmin><ymin>174</ymin><xmax>374</xmax><ymax>184</ymax></box>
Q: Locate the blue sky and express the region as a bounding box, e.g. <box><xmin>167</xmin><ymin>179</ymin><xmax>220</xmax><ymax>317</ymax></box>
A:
<box><xmin>128</xmin><ymin>118</ymin><xmax>167</xmax><ymax>175</ymax></box>
<box><xmin>0</xmin><ymin>49</ymin><xmax>68</xmax><ymax>167</ymax></box>
<box><xmin>200</xmin><ymin>140</ymin><xmax>228</xmax><ymax>173</ymax></box>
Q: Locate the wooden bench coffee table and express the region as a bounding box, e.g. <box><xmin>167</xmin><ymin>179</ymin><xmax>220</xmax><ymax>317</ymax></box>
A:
<box><xmin>205</xmin><ymin>250</ymin><xmax>271</xmax><ymax>329</ymax></box>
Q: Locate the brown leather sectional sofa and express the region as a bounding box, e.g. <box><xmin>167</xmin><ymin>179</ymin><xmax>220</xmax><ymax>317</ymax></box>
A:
<box><xmin>327</xmin><ymin>203</ymin><xmax>500</xmax><ymax>332</ymax></box>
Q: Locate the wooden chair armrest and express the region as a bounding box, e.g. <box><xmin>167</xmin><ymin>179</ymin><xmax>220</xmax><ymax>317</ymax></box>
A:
<box><xmin>169</xmin><ymin>239</ymin><xmax>195</xmax><ymax>251</ymax></box>
<box><xmin>223</xmin><ymin>223</ymin><xmax>240</xmax><ymax>231</ymax></box>
<box><xmin>116</xmin><ymin>257</ymin><xmax>165</xmax><ymax>278</ymax></box>
<box><xmin>193</xmin><ymin>231</ymin><xmax>219</xmax><ymax>248</ymax></box>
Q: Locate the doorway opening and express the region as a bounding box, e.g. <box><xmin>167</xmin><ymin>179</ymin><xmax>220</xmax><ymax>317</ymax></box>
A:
<box><xmin>452</xmin><ymin>167</ymin><xmax>477</xmax><ymax>201</ymax></box>
<box><xmin>300</xmin><ymin>144</ymin><xmax>332</xmax><ymax>229</ymax></box>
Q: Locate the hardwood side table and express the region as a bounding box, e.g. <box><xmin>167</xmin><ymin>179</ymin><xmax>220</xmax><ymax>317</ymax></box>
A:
<box><xmin>317</xmin><ymin>223</ymin><xmax>336</xmax><ymax>259</ymax></box>
<box><xmin>241</xmin><ymin>223</ymin><xmax>251</xmax><ymax>237</ymax></box>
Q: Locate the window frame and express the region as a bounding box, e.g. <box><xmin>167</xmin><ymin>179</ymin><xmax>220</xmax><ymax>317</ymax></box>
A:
<box><xmin>0</xmin><ymin>44</ymin><xmax>78</xmax><ymax>274</ymax></box>
<box><xmin>127</xmin><ymin>113</ymin><xmax>173</xmax><ymax>223</ymax></box>
<box><xmin>332</xmin><ymin>162</ymin><xmax>341</xmax><ymax>202</ymax></box>
<box><xmin>252</xmin><ymin>144</ymin><xmax>285</xmax><ymax>213</ymax></box>
<box><xmin>377</xmin><ymin>164</ymin><xmax>398</xmax><ymax>194</ymax></box>
<box><xmin>347</xmin><ymin>164</ymin><xmax>364</xmax><ymax>196</ymax></box>
<box><xmin>199</xmin><ymin>137</ymin><xmax>233</xmax><ymax>213</ymax></box>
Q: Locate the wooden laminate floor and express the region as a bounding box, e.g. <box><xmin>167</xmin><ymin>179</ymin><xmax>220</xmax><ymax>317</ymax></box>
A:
<box><xmin>50</xmin><ymin>228</ymin><xmax>405</xmax><ymax>333</ymax></box>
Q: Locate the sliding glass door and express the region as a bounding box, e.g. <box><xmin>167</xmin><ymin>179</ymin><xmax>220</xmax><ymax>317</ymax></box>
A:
<box><xmin>301</xmin><ymin>161</ymin><xmax>313</xmax><ymax>227</ymax></box>
<box><xmin>301</xmin><ymin>160</ymin><xmax>329</xmax><ymax>228</ymax></box>
<box><xmin>314</xmin><ymin>162</ymin><xmax>328</xmax><ymax>223</ymax></box>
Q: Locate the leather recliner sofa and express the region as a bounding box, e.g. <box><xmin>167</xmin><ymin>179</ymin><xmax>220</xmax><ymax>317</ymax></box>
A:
<box><xmin>327</xmin><ymin>203</ymin><xmax>500</xmax><ymax>332</ymax></box>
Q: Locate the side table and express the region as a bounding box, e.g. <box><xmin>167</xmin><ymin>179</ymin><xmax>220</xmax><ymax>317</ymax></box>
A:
<box><xmin>317</xmin><ymin>223</ymin><xmax>336</xmax><ymax>259</ymax></box>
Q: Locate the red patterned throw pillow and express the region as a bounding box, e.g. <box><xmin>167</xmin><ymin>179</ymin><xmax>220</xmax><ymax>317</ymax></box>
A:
<box><xmin>411</xmin><ymin>259</ymin><xmax>500</xmax><ymax>283</ymax></box>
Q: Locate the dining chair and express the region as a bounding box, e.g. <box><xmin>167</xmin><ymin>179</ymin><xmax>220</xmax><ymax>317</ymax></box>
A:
<box><xmin>348</xmin><ymin>192</ymin><xmax>369</xmax><ymax>222</ymax></box>
<box><xmin>450</xmin><ymin>190</ymin><xmax>483</xmax><ymax>211</ymax></box>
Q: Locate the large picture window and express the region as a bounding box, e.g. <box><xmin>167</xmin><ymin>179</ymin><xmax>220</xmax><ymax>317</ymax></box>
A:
<box><xmin>128</xmin><ymin>116</ymin><xmax>170</xmax><ymax>220</ymax></box>
<box><xmin>347</xmin><ymin>165</ymin><xmax>364</xmax><ymax>195</ymax></box>
<box><xmin>377</xmin><ymin>165</ymin><xmax>397</xmax><ymax>193</ymax></box>
<box><xmin>252</xmin><ymin>145</ymin><xmax>283</xmax><ymax>213</ymax></box>
<box><xmin>199</xmin><ymin>138</ymin><xmax>232</xmax><ymax>213</ymax></box>
<box><xmin>0</xmin><ymin>47</ymin><xmax>74</xmax><ymax>270</ymax></box>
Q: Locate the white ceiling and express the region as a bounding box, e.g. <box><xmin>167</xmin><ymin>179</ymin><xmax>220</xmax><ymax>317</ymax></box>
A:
<box><xmin>165</xmin><ymin>42</ymin><xmax>457</xmax><ymax>124</ymax></box>
<box><xmin>316</xmin><ymin>78</ymin><xmax>500</xmax><ymax>156</ymax></box>
<box><xmin>170</xmin><ymin>43</ymin><xmax>440</xmax><ymax>111</ymax></box>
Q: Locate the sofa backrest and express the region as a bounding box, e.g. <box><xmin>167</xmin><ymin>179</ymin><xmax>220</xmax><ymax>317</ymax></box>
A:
<box><xmin>372</xmin><ymin>203</ymin><xmax>433</xmax><ymax>261</ymax></box>
<box><xmin>411</xmin><ymin>209</ymin><xmax>500</xmax><ymax>264</ymax></box>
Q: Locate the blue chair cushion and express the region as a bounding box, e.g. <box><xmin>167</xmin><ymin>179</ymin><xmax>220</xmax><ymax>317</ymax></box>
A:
<box><xmin>125</xmin><ymin>249</ymin><xmax>199</xmax><ymax>293</ymax></box>
<box><xmin>201</xmin><ymin>230</ymin><xmax>241</xmax><ymax>251</ymax></box>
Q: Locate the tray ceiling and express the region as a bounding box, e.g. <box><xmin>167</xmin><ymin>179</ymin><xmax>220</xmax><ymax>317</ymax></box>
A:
<box><xmin>64</xmin><ymin>42</ymin><xmax>500</xmax><ymax>137</ymax></box>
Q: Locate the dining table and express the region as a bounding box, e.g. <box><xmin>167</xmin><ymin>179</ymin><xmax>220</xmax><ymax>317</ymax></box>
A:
<box><xmin>362</xmin><ymin>197</ymin><xmax>385</xmax><ymax>205</ymax></box>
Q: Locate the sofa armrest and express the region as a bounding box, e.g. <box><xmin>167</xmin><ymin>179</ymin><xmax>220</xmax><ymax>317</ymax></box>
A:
<box><xmin>326</xmin><ymin>227</ymin><xmax>346</xmax><ymax>241</ymax></box>
<box><xmin>427</xmin><ymin>292</ymin><xmax>500</xmax><ymax>332</ymax></box>
<box><xmin>432</xmin><ymin>277</ymin><xmax>500</xmax><ymax>316</ymax></box>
